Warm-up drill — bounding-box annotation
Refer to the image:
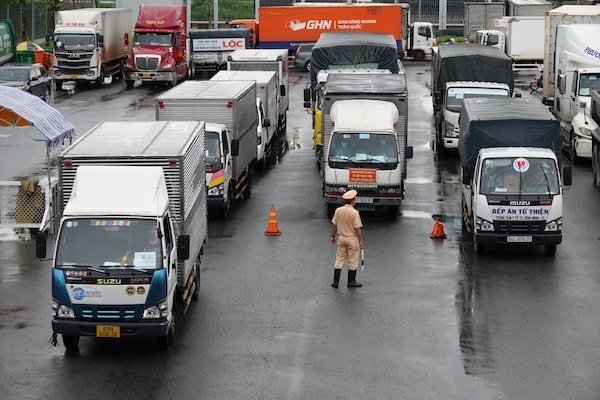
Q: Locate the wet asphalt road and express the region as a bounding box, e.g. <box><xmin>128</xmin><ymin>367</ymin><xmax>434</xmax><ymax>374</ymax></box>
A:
<box><xmin>0</xmin><ymin>62</ymin><xmax>599</xmax><ymax>399</ymax></box>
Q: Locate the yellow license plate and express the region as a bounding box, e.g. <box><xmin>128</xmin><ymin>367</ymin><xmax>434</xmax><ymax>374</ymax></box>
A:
<box><xmin>69</xmin><ymin>74</ymin><xmax>78</xmax><ymax>79</ymax></box>
<box><xmin>96</xmin><ymin>325</ymin><xmax>120</xmax><ymax>338</ymax></box>
<box><xmin>142</xmin><ymin>73</ymin><xmax>151</xmax><ymax>78</ymax></box>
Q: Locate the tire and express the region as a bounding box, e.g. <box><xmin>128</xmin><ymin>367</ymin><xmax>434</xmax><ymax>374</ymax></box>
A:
<box><xmin>192</xmin><ymin>260</ymin><xmax>200</xmax><ymax>300</ymax></box>
<box><xmin>220</xmin><ymin>188</ymin><xmax>232</xmax><ymax>220</ymax></box>
<box><xmin>570</xmin><ymin>131</ymin><xmax>579</xmax><ymax>165</ymax></box>
<box><xmin>243</xmin><ymin>174</ymin><xmax>252</xmax><ymax>199</ymax></box>
<box><xmin>55</xmin><ymin>80</ymin><xmax>63</xmax><ymax>91</ymax></box>
<box><xmin>388</xmin><ymin>206</ymin><xmax>399</xmax><ymax>220</ymax></box>
<box><xmin>326</xmin><ymin>203</ymin><xmax>337</xmax><ymax>219</ymax></box>
<box><xmin>593</xmin><ymin>143</ymin><xmax>600</xmax><ymax>189</ymax></box>
<box><xmin>544</xmin><ymin>244</ymin><xmax>557</xmax><ymax>256</ymax></box>
<box><xmin>305</xmin><ymin>60</ymin><xmax>311</xmax><ymax>72</ymax></box>
<box><xmin>413</xmin><ymin>50</ymin><xmax>425</xmax><ymax>61</ymax></box>
<box><xmin>43</xmin><ymin>87</ymin><xmax>51</xmax><ymax>103</ymax></box>
<box><xmin>474</xmin><ymin>239</ymin><xmax>485</xmax><ymax>255</ymax></box>
<box><xmin>62</xmin><ymin>334</ymin><xmax>80</xmax><ymax>350</ymax></box>
<box><xmin>125</xmin><ymin>80</ymin><xmax>134</xmax><ymax>88</ymax></box>
<box><xmin>157</xmin><ymin>306</ymin><xmax>175</xmax><ymax>350</ymax></box>
<box><xmin>529</xmin><ymin>80</ymin><xmax>539</xmax><ymax>93</ymax></box>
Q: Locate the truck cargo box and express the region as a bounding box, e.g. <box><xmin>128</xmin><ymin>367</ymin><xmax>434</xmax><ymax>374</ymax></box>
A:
<box><xmin>458</xmin><ymin>98</ymin><xmax>561</xmax><ymax>171</ymax></box>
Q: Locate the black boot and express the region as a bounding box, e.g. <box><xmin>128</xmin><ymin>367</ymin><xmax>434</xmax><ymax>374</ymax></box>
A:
<box><xmin>348</xmin><ymin>270</ymin><xmax>362</xmax><ymax>288</ymax></box>
<box><xmin>331</xmin><ymin>269</ymin><xmax>341</xmax><ymax>288</ymax></box>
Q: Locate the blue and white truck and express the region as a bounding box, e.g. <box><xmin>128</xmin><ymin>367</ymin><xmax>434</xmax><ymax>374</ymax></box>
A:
<box><xmin>37</xmin><ymin>120</ymin><xmax>207</xmax><ymax>350</ymax></box>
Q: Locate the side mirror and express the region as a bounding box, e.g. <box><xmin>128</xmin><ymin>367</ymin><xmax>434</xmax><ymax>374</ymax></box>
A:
<box><xmin>405</xmin><ymin>146</ymin><xmax>414</xmax><ymax>159</ymax></box>
<box><xmin>36</xmin><ymin>232</ymin><xmax>47</xmax><ymax>259</ymax></box>
<box><xmin>433</xmin><ymin>89</ymin><xmax>442</xmax><ymax>106</ymax></box>
<box><xmin>177</xmin><ymin>235</ymin><xmax>190</xmax><ymax>260</ymax></box>
<box><xmin>231</xmin><ymin>139</ymin><xmax>240</xmax><ymax>157</ymax></box>
<box><xmin>562</xmin><ymin>166</ymin><xmax>572</xmax><ymax>186</ymax></box>
<box><xmin>280</xmin><ymin>84</ymin><xmax>286</xmax><ymax>97</ymax></box>
<box><xmin>263</xmin><ymin>118</ymin><xmax>270</xmax><ymax>128</ymax></box>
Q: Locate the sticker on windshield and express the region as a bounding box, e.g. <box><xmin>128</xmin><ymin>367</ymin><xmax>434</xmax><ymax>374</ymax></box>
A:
<box><xmin>513</xmin><ymin>158</ymin><xmax>530</xmax><ymax>173</ymax></box>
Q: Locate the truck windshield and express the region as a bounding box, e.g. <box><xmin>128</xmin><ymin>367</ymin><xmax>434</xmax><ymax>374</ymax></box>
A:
<box><xmin>55</xmin><ymin>219</ymin><xmax>163</xmax><ymax>269</ymax></box>
<box><xmin>577</xmin><ymin>73</ymin><xmax>600</xmax><ymax>96</ymax></box>
<box><xmin>446</xmin><ymin>87</ymin><xmax>509</xmax><ymax>112</ymax></box>
<box><xmin>479</xmin><ymin>157</ymin><xmax>560</xmax><ymax>195</ymax></box>
<box><xmin>54</xmin><ymin>34</ymin><xmax>95</xmax><ymax>51</ymax></box>
<box><xmin>205</xmin><ymin>131</ymin><xmax>222</xmax><ymax>170</ymax></box>
<box><xmin>329</xmin><ymin>132</ymin><xmax>397</xmax><ymax>165</ymax></box>
<box><xmin>134</xmin><ymin>32</ymin><xmax>173</xmax><ymax>47</ymax></box>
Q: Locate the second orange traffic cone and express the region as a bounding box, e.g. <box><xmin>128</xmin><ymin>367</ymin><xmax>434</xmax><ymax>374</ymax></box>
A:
<box><xmin>265</xmin><ymin>204</ymin><xmax>282</xmax><ymax>236</ymax></box>
<box><xmin>430</xmin><ymin>218</ymin><xmax>446</xmax><ymax>239</ymax></box>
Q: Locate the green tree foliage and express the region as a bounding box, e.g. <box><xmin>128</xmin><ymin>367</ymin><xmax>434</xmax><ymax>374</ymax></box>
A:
<box><xmin>192</xmin><ymin>0</ymin><xmax>255</xmax><ymax>22</ymax></box>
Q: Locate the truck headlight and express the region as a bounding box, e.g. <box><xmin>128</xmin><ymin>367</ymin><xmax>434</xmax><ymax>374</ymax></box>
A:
<box><xmin>53</xmin><ymin>301</ymin><xmax>75</xmax><ymax>319</ymax></box>
<box><xmin>143</xmin><ymin>300</ymin><xmax>168</xmax><ymax>319</ymax></box>
<box><xmin>545</xmin><ymin>218</ymin><xmax>562</xmax><ymax>232</ymax></box>
<box><xmin>379</xmin><ymin>186</ymin><xmax>400</xmax><ymax>194</ymax></box>
<box><xmin>325</xmin><ymin>185</ymin><xmax>346</xmax><ymax>193</ymax></box>
<box><xmin>207</xmin><ymin>184</ymin><xmax>224</xmax><ymax>196</ymax></box>
<box><xmin>476</xmin><ymin>217</ymin><xmax>494</xmax><ymax>232</ymax></box>
<box><xmin>577</xmin><ymin>126</ymin><xmax>593</xmax><ymax>138</ymax></box>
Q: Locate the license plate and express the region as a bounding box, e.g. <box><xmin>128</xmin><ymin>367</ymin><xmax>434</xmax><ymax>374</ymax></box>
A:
<box><xmin>356</xmin><ymin>196</ymin><xmax>373</xmax><ymax>204</ymax></box>
<box><xmin>96</xmin><ymin>325</ymin><xmax>120</xmax><ymax>338</ymax></box>
<box><xmin>507</xmin><ymin>236</ymin><xmax>532</xmax><ymax>243</ymax></box>
<box><xmin>142</xmin><ymin>73</ymin><xmax>151</xmax><ymax>78</ymax></box>
<box><xmin>69</xmin><ymin>74</ymin><xmax>77</xmax><ymax>79</ymax></box>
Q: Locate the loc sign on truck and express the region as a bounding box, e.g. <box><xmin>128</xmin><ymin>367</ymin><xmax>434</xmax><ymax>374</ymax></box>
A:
<box><xmin>192</xmin><ymin>38</ymin><xmax>246</xmax><ymax>52</ymax></box>
<box><xmin>259</xmin><ymin>5</ymin><xmax>403</xmax><ymax>50</ymax></box>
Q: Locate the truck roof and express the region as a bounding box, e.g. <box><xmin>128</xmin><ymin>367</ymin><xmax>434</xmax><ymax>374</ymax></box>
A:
<box><xmin>311</xmin><ymin>32</ymin><xmax>400</xmax><ymax>82</ymax></box>
<box><xmin>157</xmin><ymin>80</ymin><xmax>255</xmax><ymax>101</ymax></box>
<box><xmin>64</xmin><ymin>165</ymin><xmax>169</xmax><ymax>217</ymax></box>
<box><xmin>478</xmin><ymin>146</ymin><xmax>557</xmax><ymax>159</ymax></box>
<box><xmin>323</xmin><ymin>73</ymin><xmax>408</xmax><ymax>96</ymax></box>
<box><xmin>189</xmin><ymin>28</ymin><xmax>250</xmax><ymax>40</ymax></box>
<box><xmin>547</xmin><ymin>4</ymin><xmax>600</xmax><ymax>16</ymax></box>
<box><xmin>135</xmin><ymin>4</ymin><xmax>186</xmax><ymax>30</ymax></box>
<box><xmin>61</xmin><ymin>120</ymin><xmax>203</xmax><ymax>157</ymax></box>
<box><xmin>227</xmin><ymin>49</ymin><xmax>288</xmax><ymax>61</ymax></box>
<box><xmin>331</xmin><ymin>99</ymin><xmax>399</xmax><ymax>132</ymax></box>
<box><xmin>432</xmin><ymin>44</ymin><xmax>514</xmax><ymax>94</ymax></box>
<box><xmin>210</xmin><ymin>70</ymin><xmax>277</xmax><ymax>85</ymax></box>
<box><xmin>458</xmin><ymin>97</ymin><xmax>561</xmax><ymax>169</ymax></box>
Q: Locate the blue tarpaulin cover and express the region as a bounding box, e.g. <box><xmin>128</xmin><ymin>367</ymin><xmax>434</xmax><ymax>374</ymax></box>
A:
<box><xmin>0</xmin><ymin>85</ymin><xmax>74</xmax><ymax>149</ymax></box>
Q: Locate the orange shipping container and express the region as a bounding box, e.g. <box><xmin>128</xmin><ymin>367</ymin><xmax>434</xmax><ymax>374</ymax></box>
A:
<box><xmin>258</xmin><ymin>4</ymin><xmax>404</xmax><ymax>53</ymax></box>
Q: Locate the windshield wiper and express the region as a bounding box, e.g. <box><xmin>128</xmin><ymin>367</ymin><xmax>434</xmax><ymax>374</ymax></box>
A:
<box><xmin>540</xmin><ymin>166</ymin><xmax>552</xmax><ymax>194</ymax></box>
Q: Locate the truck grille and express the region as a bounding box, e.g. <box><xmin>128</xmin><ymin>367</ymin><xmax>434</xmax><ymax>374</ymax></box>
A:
<box><xmin>55</xmin><ymin>51</ymin><xmax>93</xmax><ymax>71</ymax></box>
<box><xmin>135</xmin><ymin>55</ymin><xmax>160</xmax><ymax>71</ymax></box>
<box><xmin>77</xmin><ymin>305</ymin><xmax>139</xmax><ymax>321</ymax></box>
<box><xmin>494</xmin><ymin>220</ymin><xmax>545</xmax><ymax>234</ymax></box>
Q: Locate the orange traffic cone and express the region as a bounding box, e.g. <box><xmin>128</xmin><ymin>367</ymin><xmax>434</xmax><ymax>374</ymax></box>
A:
<box><xmin>265</xmin><ymin>204</ymin><xmax>282</xmax><ymax>236</ymax></box>
<box><xmin>430</xmin><ymin>218</ymin><xmax>446</xmax><ymax>239</ymax></box>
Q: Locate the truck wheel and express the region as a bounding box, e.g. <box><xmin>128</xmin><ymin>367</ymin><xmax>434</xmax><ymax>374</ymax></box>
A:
<box><xmin>570</xmin><ymin>131</ymin><xmax>579</xmax><ymax>165</ymax></box>
<box><xmin>44</xmin><ymin>87</ymin><xmax>51</xmax><ymax>103</ymax></box>
<box><xmin>55</xmin><ymin>80</ymin><xmax>63</xmax><ymax>91</ymax></box>
<box><xmin>157</xmin><ymin>308</ymin><xmax>175</xmax><ymax>350</ymax></box>
<box><xmin>243</xmin><ymin>175</ymin><xmax>252</xmax><ymax>199</ymax></box>
<box><xmin>326</xmin><ymin>204</ymin><xmax>337</xmax><ymax>219</ymax></box>
<box><xmin>387</xmin><ymin>206</ymin><xmax>399</xmax><ymax>220</ymax></box>
<box><xmin>192</xmin><ymin>260</ymin><xmax>200</xmax><ymax>300</ymax></box>
<box><xmin>125</xmin><ymin>80</ymin><xmax>134</xmax><ymax>88</ymax></box>
<box><xmin>413</xmin><ymin>50</ymin><xmax>425</xmax><ymax>61</ymax></box>
<box><xmin>544</xmin><ymin>244</ymin><xmax>557</xmax><ymax>256</ymax></box>
<box><xmin>62</xmin><ymin>334</ymin><xmax>80</xmax><ymax>350</ymax></box>
<box><xmin>474</xmin><ymin>240</ymin><xmax>485</xmax><ymax>255</ymax></box>
<box><xmin>221</xmin><ymin>188</ymin><xmax>232</xmax><ymax>219</ymax></box>
<box><xmin>305</xmin><ymin>60</ymin><xmax>311</xmax><ymax>72</ymax></box>
<box><xmin>593</xmin><ymin>144</ymin><xmax>600</xmax><ymax>189</ymax></box>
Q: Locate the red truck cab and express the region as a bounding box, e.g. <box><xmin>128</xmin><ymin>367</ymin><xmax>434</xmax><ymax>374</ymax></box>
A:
<box><xmin>125</xmin><ymin>4</ymin><xmax>188</xmax><ymax>87</ymax></box>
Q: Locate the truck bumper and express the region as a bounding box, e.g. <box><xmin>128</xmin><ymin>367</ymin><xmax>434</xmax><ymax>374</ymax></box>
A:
<box><xmin>325</xmin><ymin>194</ymin><xmax>402</xmax><ymax>211</ymax></box>
<box><xmin>125</xmin><ymin>71</ymin><xmax>175</xmax><ymax>83</ymax></box>
<box><xmin>475</xmin><ymin>232</ymin><xmax>562</xmax><ymax>246</ymax></box>
<box><xmin>52</xmin><ymin>318</ymin><xmax>169</xmax><ymax>337</ymax></box>
<box><xmin>54</xmin><ymin>69</ymin><xmax>99</xmax><ymax>82</ymax></box>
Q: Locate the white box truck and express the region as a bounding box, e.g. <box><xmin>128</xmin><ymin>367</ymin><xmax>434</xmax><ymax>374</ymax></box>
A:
<box><xmin>38</xmin><ymin>120</ymin><xmax>207</xmax><ymax>350</ymax></box>
<box><xmin>210</xmin><ymin>70</ymin><xmax>278</xmax><ymax>169</ymax></box>
<box><xmin>459</xmin><ymin>98</ymin><xmax>572</xmax><ymax>256</ymax></box>
<box><xmin>542</xmin><ymin>6</ymin><xmax>600</xmax><ymax>163</ymax></box>
<box><xmin>477</xmin><ymin>16</ymin><xmax>545</xmax><ymax>72</ymax></box>
<box><xmin>463</xmin><ymin>2</ymin><xmax>505</xmax><ymax>42</ymax></box>
<box><xmin>227</xmin><ymin>49</ymin><xmax>289</xmax><ymax>140</ymax></box>
<box><xmin>53</xmin><ymin>8</ymin><xmax>132</xmax><ymax>89</ymax></box>
<box><xmin>320</xmin><ymin>73</ymin><xmax>412</xmax><ymax>220</ymax></box>
<box><xmin>156</xmin><ymin>80</ymin><xmax>258</xmax><ymax>219</ymax></box>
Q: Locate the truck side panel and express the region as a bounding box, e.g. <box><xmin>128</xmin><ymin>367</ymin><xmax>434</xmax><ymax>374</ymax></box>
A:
<box><xmin>258</xmin><ymin>4</ymin><xmax>403</xmax><ymax>52</ymax></box>
<box><xmin>102</xmin><ymin>8</ymin><xmax>132</xmax><ymax>63</ymax></box>
<box><xmin>0</xmin><ymin>20</ymin><xmax>16</xmax><ymax>66</ymax></box>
